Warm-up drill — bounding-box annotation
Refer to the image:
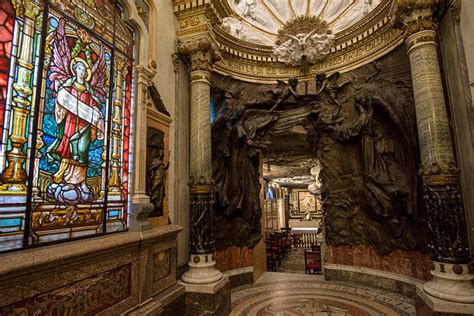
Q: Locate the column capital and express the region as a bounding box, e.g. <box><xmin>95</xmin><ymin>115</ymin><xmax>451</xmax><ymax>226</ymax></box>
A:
<box><xmin>178</xmin><ymin>36</ymin><xmax>221</xmax><ymax>73</ymax></box>
<box><xmin>393</xmin><ymin>0</ymin><xmax>446</xmax><ymax>36</ymax></box>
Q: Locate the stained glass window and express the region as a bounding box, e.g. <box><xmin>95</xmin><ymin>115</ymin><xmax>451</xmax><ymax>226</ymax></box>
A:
<box><xmin>0</xmin><ymin>0</ymin><xmax>134</xmax><ymax>252</ymax></box>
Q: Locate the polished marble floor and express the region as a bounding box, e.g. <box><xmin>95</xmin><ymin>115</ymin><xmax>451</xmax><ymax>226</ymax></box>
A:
<box><xmin>278</xmin><ymin>248</ymin><xmax>306</xmax><ymax>274</ymax></box>
<box><xmin>231</xmin><ymin>272</ymin><xmax>415</xmax><ymax>316</ymax></box>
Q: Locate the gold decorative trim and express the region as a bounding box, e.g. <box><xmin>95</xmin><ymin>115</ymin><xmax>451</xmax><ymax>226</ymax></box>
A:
<box><xmin>213</xmin><ymin>22</ymin><xmax>404</xmax><ymax>83</ymax></box>
<box><xmin>175</xmin><ymin>0</ymin><xmax>406</xmax><ymax>83</ymax></box>
<box><xmin>189</xmin><ymin>176</ymin><xmax>214</xmax><ymax>193</ymax></box>
<box><xmin>189</xmin><ymin>184</ymin><xmax>214</xmax><ymax>194</ymax></box>
<box><xmin>423</xmin><ymin>174</ymin><xmax>458</xmax><ymax>186</ymax></box>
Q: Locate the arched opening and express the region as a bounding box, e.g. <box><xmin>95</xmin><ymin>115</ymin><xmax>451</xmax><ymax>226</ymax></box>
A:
<box><xmin>210</xmin><ymin>46</ymin><xmax>428</xmax><ymax>277</ymax></box>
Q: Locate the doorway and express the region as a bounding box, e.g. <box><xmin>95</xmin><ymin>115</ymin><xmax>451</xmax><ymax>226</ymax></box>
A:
<box><xmin>261</xmin><ymin>126</ymin><xmax>324</xmax><ymax>275</ymax></box>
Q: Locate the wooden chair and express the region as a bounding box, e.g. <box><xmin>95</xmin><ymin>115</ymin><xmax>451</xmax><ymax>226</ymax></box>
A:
<box><xmin>311</xmin><ymin>243</ymin><xmax>321</xmax><ymax>253</ymax></box>
<box><xmin>265</xmin><ymin>241</ymin><xmax>277</xmax><ymax>272</ymax></box>
<box><xmin>304</xmin><ymin>250</ymin><xmax>322</xmax><ymax>274</ymax></box>
<box><xmin>274</xmin><ymin>232</ymin><xmax>286</xmax><ymax>258</ymax></box>
<box><xmin>269</xmin><ymin>235</ymin><xmax>283</xmax><ymax>265</ymax></box>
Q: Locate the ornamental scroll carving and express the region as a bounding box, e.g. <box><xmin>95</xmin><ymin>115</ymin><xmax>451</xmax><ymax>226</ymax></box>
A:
<box><xmin>211</xmin><ymin>47</ymin><xmax>427</xmax><ymax>254</ymax></box>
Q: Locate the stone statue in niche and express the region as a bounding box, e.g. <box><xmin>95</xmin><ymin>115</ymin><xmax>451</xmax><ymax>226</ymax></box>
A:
<box><xmin>211</xmin><ymin>47</ymin><xmax>426</xmax><ymax>254</ymax></box>
<box><xmin>146</xmin><ymin>128</ymin><xmax>169</xmax><ymax>217</ymax></box>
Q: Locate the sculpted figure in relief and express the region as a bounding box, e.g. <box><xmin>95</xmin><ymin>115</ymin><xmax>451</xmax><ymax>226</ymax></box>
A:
<box><xmin>146</xmin><ymin>129</ymin><xmax>169</xmax><ymax>217</ymax></box>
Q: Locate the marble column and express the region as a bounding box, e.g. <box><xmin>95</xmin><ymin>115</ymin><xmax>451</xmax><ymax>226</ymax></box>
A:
<box><xmin>398</xmin><ymin>1</ymin><xmax>474</xmax><ymax>303</ymax></box>
<box><xmin>179</xmin><ymin>38</ymin><xmax>222</xmax><ymax>284</ymax></box>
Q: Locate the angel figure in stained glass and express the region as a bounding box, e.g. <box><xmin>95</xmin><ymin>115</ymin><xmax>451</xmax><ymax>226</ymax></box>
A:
<box><xmin>46</xmin><ymin>19</ymin><xmax>107</xmax><ymax>205</ymax></box>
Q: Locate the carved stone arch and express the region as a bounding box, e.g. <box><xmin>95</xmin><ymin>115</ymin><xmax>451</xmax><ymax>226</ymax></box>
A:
<box><xmin>120</xmin><ymin>0</ymin><xmax>150</xmax><ymax>68</ymax></box>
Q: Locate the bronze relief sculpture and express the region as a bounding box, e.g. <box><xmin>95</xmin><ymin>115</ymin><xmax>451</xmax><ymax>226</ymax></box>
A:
<box><xmin>211</xmin><ymin>47</ymin><xmax>427</xmax><ymax>254</ymax></box>
<box><xmin>147</xmin><ymin>128</ymin><xmax>169</xmax><ymax>217</ymax></box>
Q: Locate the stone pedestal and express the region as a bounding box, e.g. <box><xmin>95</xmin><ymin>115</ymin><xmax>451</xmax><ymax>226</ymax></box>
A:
<box><xmin>179</xmin><ymin>275</ymin><xmax>231</xmax><ymax>316</ymax></box>
<box><xmin>0</xmin><ymin>226</ymin><xmax>183</xmax><ymax>315</ymax></box>
<box><xmin>129</xmin><ymin>201</ymin><xmax>153</xmax><ymax>231</ymax></box>
<box><xmin>416</xmin><ymin>285</ymin><xmax>474</xmax><ymax>315</ymax></box>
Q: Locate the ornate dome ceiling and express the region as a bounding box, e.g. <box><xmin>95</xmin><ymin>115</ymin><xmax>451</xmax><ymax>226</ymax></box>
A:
<box><xmin>175</xmin><ymin>0</ymin><xmax>402</xmax><ymax>83</ymax></box>
<box><xmin>223</xmin><ymin>0</ymin><xmax>383</xmax><ymax>47</ymax></box>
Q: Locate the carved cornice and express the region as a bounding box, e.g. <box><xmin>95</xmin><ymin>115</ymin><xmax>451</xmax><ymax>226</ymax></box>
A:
<box><xmin>214</xmin><ymin>22</ymin><xmax>403</xmax><ymax>83</ymax></box>
<box><xmin>136</xmin><ymin>65</ymin><xmax>156</xmax><ymax>86</ymax></box>
<box><xmin>178</xmin><ymin>37</ymin><xmax>221</xmax><ymax>72</ymax></box>
<box><xmin>173</xmin><ymin>0</ymin><xmax>446</xmax><ymax>83</ymax></box>
<box><xmin>214</xmin><ymin>0</ymin><xmax>404</xmax><ymax>83</ymax></box>
<box><xmin>174</xmin><ymin>0</ymin><xmax>220</xmax><ymax>38</ymax></box>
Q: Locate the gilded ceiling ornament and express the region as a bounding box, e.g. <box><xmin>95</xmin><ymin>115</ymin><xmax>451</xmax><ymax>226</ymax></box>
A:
<box><xmin>176</xmin><ymin>0</ymin><xmax>405</xmax><ymax>82</ymax></box>
<box><xmin>272</xmin><ymin>17</ymin><xmax>335</xmax><ymax>68</ymax></box>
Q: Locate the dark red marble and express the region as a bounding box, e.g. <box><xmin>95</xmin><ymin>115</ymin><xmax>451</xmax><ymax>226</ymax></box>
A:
<box><xmin>326</xmin><ymin>244</ymin><xmax>432</xmax><ymax>281</ymax></box>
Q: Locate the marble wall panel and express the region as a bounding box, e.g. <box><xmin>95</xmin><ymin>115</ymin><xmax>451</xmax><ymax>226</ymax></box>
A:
<box><xmin>1</xmin><ymin>264</ymin><xmax>132</xmax><ymax>315</ymax></box>
<box><xmin>0</xmin><ymin>226</ymin><xmax>182</xmax><ymax>315</ymax></box>
<box><xmin>215</xmin><ymin>246</ymin><xmax>253</xmax><ymax>272</ymax></box>
<box><xmin>326</xmin><ymin>244</ymin><xmax>432</xmax><ymax>281</ymax></box>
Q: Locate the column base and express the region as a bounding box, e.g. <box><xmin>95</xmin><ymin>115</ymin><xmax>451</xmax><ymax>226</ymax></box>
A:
<box><xmin>417</xmin><ymin>285</ymin><xmax>474</xmax><ymax>315</ymax></box>
<box><xmin>179</xmin><ymin>275</ymin><xmax>231</xmax><ymax>316</ymax></box>
<box><xmin>423</xmin><ymin>262</ymin><xmax>474</xmax><ymax>303</ymax></box>
<box><xmin>182</xmin><ymin>254</ymin><xmax>223</xmax><ymax>284</ymax></box>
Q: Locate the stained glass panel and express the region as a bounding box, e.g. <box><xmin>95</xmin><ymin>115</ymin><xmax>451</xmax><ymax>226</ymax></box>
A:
<box><xmin>0</xmin><ymin>0</ymin><xmax>45</xmax><ymax>251</ymax></box>
<box><xmin>105</xmin><ymin>52</ymin><xmax>132</xmax><ymax>233</ymax></box>
<box><xmin>0</xmin><ymin>0</ymin><xmax>134</xmax><ymax>251</ymax></box>
<box><xmin>30</xmin><ymin>10</ymin><xmax>114</xmax><ymax>244</ymax></box>
<box><xmin>0</xmin><ymin>1</ymin><xmax>14</xmax><ymax>142</ymax></box>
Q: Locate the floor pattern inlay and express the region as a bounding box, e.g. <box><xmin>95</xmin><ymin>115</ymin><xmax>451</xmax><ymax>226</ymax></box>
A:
<box><xmin>231</xmin><ymin>275</ymin><xmax>415</xmax><ymax>315</ymax></box>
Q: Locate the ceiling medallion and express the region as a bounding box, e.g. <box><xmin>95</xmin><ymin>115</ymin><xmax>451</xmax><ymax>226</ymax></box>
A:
<box><xmin>273</xmin><ymin>16</ymin><xmax>335</xmax><ymax>72</ymax></box>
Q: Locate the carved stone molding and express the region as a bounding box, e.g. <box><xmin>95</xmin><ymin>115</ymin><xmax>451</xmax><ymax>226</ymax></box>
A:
<box><xmin>418</xmin><ymin>161</ymin><xmax>459</xmax><ymax>178</ymax></box>
<box><xmin>136</xmin><ymin>65</ymin><xmax>156</xmax><ymax>87</ymax></box>
<box><xmin>174</xmin><ymin>0</ymin><xmax>409</xmax><ymax>83</ymax></box>
<box><xmin>449</xmin><ymin>0</ymin><xmax>462</xmax><ymax>22</ymax></box>
<box><xmin>189</xmin><ymin>176</ymin><xmax>214</xmax><ymax>194</ymax></box>
<box><xmin>178</xmin><ymin>37</ymin><xmax>221</xmax><ymax>72</ymax></box>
